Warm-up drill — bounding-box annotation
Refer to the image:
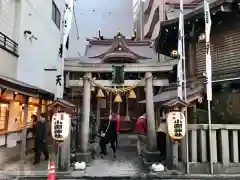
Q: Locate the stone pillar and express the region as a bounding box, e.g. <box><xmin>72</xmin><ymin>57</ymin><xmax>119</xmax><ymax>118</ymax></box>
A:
<box><xmin>145</xmin><ymin>72</ymin><xmax>157</xmax><ymax>151</ymax></box>
<box><xmin>77</xmin><ymin>72</ymin><xmax>91</xmax><ymax>162</ymax></box>
<box><xmin>57</xmin><ymin>125</ymin><xmax>71</xmax><ymax>171</ymax></box>
<box><xmin>166</xmin><ymin>137</ymin><xmax>178</xmax><ymax>170</ymax></box>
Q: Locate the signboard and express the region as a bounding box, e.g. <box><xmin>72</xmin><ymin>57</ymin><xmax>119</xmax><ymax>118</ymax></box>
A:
<box><xmin>112</xmin><ymin>65</ymin><xmax>125</xmax><ymax>83</ymax></box>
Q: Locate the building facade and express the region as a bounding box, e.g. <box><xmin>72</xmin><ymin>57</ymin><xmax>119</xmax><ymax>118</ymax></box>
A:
<box><xmin>140</xmin><ymin>0</ymin><xmax>197</xmax><ymax>40</ymax></box>
<box><xmin>0</xmin><ymin>0</ymin><xmax>79</xmax><ymax>165</ymax></box>
<box><xmin>0</xmin><ymin>0</ymin><xmax>80</xmax><ymax>93</ymax></box>
<box><xmin>155</xmin><ymin>0</ymin><xmax>240</xmax><ymax>173</ymax></box>
<box><xmin>75</xmin><ymin>0</ymin><xmax>134</xmax><ymax>55</ymax></box>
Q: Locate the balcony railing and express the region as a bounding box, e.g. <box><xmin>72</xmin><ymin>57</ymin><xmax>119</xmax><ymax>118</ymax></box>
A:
<box><xmin>0</xmin><ymin>32</ymin><xmax>19</xmax><ymax>57</ymax></box>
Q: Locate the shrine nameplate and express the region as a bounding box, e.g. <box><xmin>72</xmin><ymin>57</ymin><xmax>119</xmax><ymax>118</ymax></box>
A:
<box><xmin>167</xmin><ymin>111</ymin><xmax>186</xmax><ymax>140</ymax></box>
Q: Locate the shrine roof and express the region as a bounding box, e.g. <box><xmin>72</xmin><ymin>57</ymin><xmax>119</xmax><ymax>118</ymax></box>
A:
<box><xmin>48</xmin><ymin>98</ymin><xmax>75</xmax><ymax>108</ymax></box>
<box><xmin>65</xmin><ymin>33</ymin><xmax>163</xmax><ymax>64</ymax></box>
<box><xmin>86</xmin><ymin>35</ymin><xmax>151</xmax><ymax>46</ymax></box>
<box><xmin>86</xmin><ymin>33</ymin><xmax>151</xmax><ymax>63</ymax></box>
<box><xmin>161</xmin><ymin>97</ymin><xmax>190</xmax><ymax>108</ymax></box>
<box><xmin>138</xmin><ymin>81</ymin><xmax>203</xmax><ymax>104</ymax></box>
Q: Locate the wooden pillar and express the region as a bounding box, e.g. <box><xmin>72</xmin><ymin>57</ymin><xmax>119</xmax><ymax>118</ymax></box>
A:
<box><xmin>96</xmin><ymin>99</ymin><xmax>100</xmax><ymax>131</ymax></box>
<box><xmin>20</xmin><ymin>95</ymin><xmax>29</xmax><ymax>160</ymax></box>
<box><xmin>36</xmin><ymin>99</ymin><xmax>42</xmax><ymax>119</ymax></box>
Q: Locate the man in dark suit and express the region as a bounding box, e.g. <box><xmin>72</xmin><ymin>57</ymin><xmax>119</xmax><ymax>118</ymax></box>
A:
<box><xmin>33</xmin><ymin>113</ymin><xmax>49</xmax><ymax>165</ymax></box>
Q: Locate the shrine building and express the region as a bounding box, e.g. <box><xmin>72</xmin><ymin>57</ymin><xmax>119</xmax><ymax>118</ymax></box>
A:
<box><xmin>64</xmin><ymin>32</ymin><xmax>179</xmax><ymax>162</ymax></box>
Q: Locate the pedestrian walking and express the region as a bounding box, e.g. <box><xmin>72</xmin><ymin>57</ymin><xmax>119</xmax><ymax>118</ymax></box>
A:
<box><xmin>29</xmin><ymin>115</ymin><xmax>37</xmax><ymax>152</ymax></box>
<box><xmin>98</xmin><ymin>112</ymin><xmax>119</xmax><ymax>159</ymax></box>
<box><xmin>109</xmin><ymin>113</ymin><xmax>120</xmax><ymax>148</ymax></box>
<box><xmin>157</xmin><ymin>119</ymin><xmax>167</xmax><ymax>159</ymax></box>
<box><xmin>33</xmin><ymin>113</ymin><xmax>49</xmax><ymax>165</ymax></box>
<box><xmin>135</xmin><ymin>113</ymin><xmax>147</xmax><ymax>156</ymax></box>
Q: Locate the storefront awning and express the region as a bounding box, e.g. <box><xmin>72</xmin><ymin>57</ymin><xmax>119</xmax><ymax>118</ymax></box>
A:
<box><xmin>0</xmin><ymin>74</ymin><xmax>54</xmax><ymax>100</ymax></box>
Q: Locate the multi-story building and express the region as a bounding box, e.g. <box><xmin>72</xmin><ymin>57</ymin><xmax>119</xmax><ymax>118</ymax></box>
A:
<box><xmin>133</xmin><ymin>0</ymin><xmax>144</xmax><ymax>39</ymax></box>
<box><xmin>0</xmin><ymin>0</ymin><xmax>79</xmax><ymax>164</ymax></box>
<box><xmin>76</xmin><ymin>0</ymin><xmax>134</xmax><ymax>55</ymax></box>
<box><xmin>0</xmin><ymin>0</ymin><xmax>79</xmax><ymax>92</ymax></box>
<box><xmin>136</xmin><ymin>0</ymin><xmax>198</xmax><ymax>40</ymax></box>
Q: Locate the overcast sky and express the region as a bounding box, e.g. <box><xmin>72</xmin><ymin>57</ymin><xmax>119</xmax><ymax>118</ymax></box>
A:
<box><xmin>75</xmin><ymin>0</ymin><xmax>134</xmax><ymax>55</ymax></box>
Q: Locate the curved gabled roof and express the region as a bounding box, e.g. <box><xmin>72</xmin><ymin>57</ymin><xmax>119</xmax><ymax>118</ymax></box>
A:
<box><xmin>89</xmin><ymin>33</ymin><xmax>150</xmax><ymax>62</ymax></box>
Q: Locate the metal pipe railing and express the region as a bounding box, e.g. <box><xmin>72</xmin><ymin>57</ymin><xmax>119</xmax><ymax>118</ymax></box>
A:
<box><xmin>0</xmin><ymin>32</ymin><xmax>19</xmax><ymax>57</ymax></box>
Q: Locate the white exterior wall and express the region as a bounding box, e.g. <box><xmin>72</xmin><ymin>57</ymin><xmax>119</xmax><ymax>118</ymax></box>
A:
<box><xmin>0</xmin><ymin>0</ymin><xmax>18</xmax><ymax>40</ymax></box>
<box><xmin>16</xmin><ymin>0</ymin><xmax>79</xmax><ymax>93</ymax></box>
<box><xmin>0</xmin><ymin>0</ymin><xmax>19</xmax><ymax>78</ymax></box>
<box><xmin>0</xmin><ymin>48</ymin><xmax>18</xmax><ymax>78</ymax></box>
<box><xmin>76</xmin><ymin>0</ymin><xmax>133</xmax><ymax>55</ymax></box>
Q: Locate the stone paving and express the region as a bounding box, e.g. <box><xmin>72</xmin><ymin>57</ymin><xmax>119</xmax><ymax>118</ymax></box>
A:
<box><xmin>71</xmin><ymin>144</ymin><xmax>145</xmax><ymax>177</ymax></box>
<box><xmin>0</xmin><ymin>134</ymin><xmax>146</xmax><ymax>177</ymax></box>
<box><xmin>2</xmin><ymin>135</ymin><xmax>240</xmax><ymax>179</ymax></box>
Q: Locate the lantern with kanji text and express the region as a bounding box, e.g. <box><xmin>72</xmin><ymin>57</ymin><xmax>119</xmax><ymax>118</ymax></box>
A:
<box><xmin>51</xmin><ymin>112</ymin><xmax>71</xmax><ymax>142</ymax></box>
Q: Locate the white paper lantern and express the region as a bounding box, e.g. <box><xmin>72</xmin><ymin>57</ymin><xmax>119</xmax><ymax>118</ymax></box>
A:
<box><xmin>51</xmin><ymin>112</ymin><xmax>71</xmax><ymax>142</ymax></box>
<box><xmin>167</xmin><ymin>111</ymin><xmax>186</xmax><ymax>140</ymax></box>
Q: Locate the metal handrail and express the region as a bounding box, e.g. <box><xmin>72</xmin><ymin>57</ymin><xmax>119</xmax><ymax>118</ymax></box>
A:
<box><xmin>0</xmin><ymin>32</ymin><xmax>19</xmax><ymax>57</ymax></box>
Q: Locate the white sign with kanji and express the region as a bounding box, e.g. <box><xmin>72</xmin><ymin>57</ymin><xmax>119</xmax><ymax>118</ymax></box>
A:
<box><xmin>51</xmin><ymin>112</ymin><xmax>71</xmax><ymax>142</ymax></box>
<box><xmin>167</xmin><ymin>111</ymin><xmax>186</xmax><ymax>140</ymax></box>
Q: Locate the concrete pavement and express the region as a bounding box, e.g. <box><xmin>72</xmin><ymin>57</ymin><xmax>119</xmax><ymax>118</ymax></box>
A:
<box><xmin>0</xmin><ymin>134</ymin><xmax>146</xmax><ymax>178</ymax></box>
<box><xmin>3</xmin><ymin>134</ymin><xmax>240</xmax><ymax>179</ymax></box>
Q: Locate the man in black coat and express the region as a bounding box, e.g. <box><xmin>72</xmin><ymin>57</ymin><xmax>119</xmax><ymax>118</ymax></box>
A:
<box><xmin>98</xmin><ymin>118</ymin><xmax>117</xmax><ymax>159</ymax></box>
<box><xmin>33</xmin><ymin>113</ymin><xmax>49</xmax><ymax>165</ymax></box>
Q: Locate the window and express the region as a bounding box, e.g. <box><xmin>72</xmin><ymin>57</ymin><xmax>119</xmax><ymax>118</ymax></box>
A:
<box><xmin>52</xmin><ymin>1</ymin><xmax>61</xmax><ymax>29</ymax></box>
